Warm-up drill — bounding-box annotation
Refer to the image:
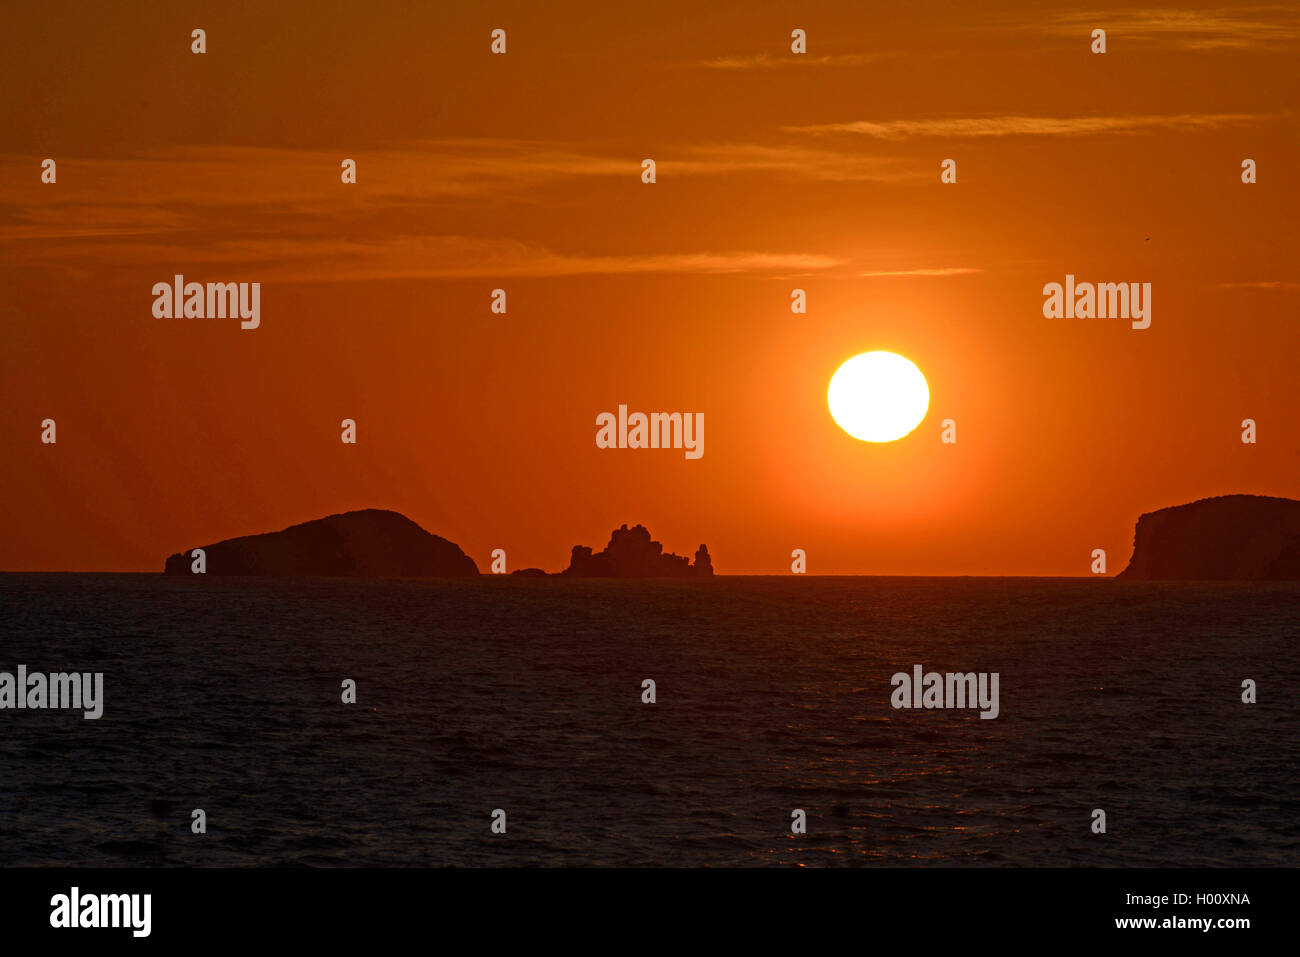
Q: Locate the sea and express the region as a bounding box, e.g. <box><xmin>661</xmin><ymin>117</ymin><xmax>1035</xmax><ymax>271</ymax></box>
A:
<box><xmin>1</xmin><ymin>574</ymin><xmax>1296</xmax><ymax>867</ymax></box>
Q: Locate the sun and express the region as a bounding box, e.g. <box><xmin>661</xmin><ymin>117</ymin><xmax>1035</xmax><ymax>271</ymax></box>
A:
<box><xmin>828</xmin><ymin>351</ymin><xmax>930</xmax><ymax>442</ymax></box>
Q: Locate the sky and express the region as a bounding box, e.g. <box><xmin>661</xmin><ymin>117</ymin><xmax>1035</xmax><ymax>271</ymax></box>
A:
<box><xmin>1</xmin><ymin>1</ymin><xmax>1297</xmax><ymax>574</ymax></box>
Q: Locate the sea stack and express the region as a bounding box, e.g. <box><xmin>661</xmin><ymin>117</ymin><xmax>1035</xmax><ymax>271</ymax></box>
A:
<box><xmin>562</xmin><ymin>524</ymin><xmax>714</xmax><ymax>578</ymax></box>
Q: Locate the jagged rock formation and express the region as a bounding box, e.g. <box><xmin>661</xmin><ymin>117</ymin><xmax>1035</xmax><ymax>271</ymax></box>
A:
<box><xmin>562</xmin><ymin>524</ymin><xmax>714</xmax><ymax>578</ymax></box>
<box><xmin>164</xmin><ymin>509</ymin><xmax>479</xmax><ymax>577</ymax></box>
<box><xmin>1117</xmin><ymin>494</ymin><xmax>1300</xmax><ymax>580</ymax></box>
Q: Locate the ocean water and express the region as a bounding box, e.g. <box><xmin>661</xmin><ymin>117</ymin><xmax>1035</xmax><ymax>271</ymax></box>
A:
<box><xmin>0</xmin><ymin>574</ymin><xmax>1296</xmax><ymax>867</ymax></box>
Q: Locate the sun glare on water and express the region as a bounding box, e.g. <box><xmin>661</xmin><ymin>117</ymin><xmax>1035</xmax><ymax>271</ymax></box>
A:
<box><xmin>828</xmin><ymin>351</ymin><xmax>930</xmax><ymax>443</ymax></box>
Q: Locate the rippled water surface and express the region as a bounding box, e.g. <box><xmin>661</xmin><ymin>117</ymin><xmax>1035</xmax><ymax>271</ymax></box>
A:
<box><xmin>1</xmin><ymin>574</ymin><xmax>1297</xmax><ymax>866</ymax></box>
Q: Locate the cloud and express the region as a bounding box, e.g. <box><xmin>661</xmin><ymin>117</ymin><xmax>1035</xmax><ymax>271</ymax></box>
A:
<box><xmin>1039</xmin><ymin>8</ymin><xmax>1300</xmax><ymax>51</ymax></box>
<box><xmin>859</xmin><ymin>267</ymin><xmax>983</xmax><ymax>278</ymax></box>
<box><xmin>0</xmin><ymin>139</ymin><xmax>916</xmax><ymax>244</ymax></box>
<box><xmin>0</xmin><ymin>143</ymin><xmax>631</xmax><ymax>211</ymax></box>
<box><xmin>695</xmin><ymin>52</ymin><xmax>885</xmax><ymax>70</ymax></box>
<box><xmin>0</xmin><ymin>138</ymin><xmax>913</xmax><ymax>281</ymax></box>
<box><xmin>672</xmin><ymin>143</ymin><xmax>915</xmax><ymax>181</ymax></box>
<box><xmin>788</xmin><ymin>112</ymin><xmax>1272</xmax><ymax>138</ymax></box>
<box><xmin>241</xmin><ymin>238</ymin><xmax>846</xmax><ymax>281</ymax></box>
<box><xmin>1217</xmin><ymin>280</ymin><xmax>1300</xmax><ymax>290</ymax></box>
<box><xmin>0</xmin><ymin>137</ymin><xmax>914</xmax><ymax>217</ymax></box>
<box><xmin>7</xmin><ymin>230</ymin><xmax>844</xmax><ymax>282</ymax></box>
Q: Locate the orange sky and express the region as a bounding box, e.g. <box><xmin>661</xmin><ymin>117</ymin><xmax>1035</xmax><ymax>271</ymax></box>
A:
<box><xmin>1</xmin><ymin>1</ymin><xmax>1297</xmax><ymax>574</ymax></box>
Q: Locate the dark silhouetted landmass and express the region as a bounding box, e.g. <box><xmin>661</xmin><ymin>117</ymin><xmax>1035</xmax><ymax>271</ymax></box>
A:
<box><xmin>164</xmin><ymin>509</ymin><xmax>479</xmax><ymax>577</ymax></box>
<box><xmin>562</xmin><ymin>524</ymin><xmax>714</xmax><ymax>578</ymax></box>
<box><xmin>1117</xmin><ymin>494</ymin><xmax>1300</xmax><ymax>580</ymax></box>
<box><xmin>510</xmin><ymin>567</ymin><xmax>549</xmax><ymax>577</ymax></box>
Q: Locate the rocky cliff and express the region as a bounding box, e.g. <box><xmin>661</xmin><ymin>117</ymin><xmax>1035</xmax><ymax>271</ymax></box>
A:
<box><xmin>1117</xmin><ymin>494</ymin><xmax>1300</xmax><ymax>580</ymax></box>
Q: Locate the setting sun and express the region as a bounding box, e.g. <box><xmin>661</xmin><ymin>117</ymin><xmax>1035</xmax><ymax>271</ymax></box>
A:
<box><xmin>828</xmin><ymin>351</ymin><xmax>930</xmax><ymax>443</ymax></box>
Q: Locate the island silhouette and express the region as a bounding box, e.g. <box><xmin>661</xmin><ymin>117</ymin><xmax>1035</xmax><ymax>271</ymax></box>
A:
<box><xmin>162</xmin><ymin>494</ymin><xmax>1300</xmax><ymax>579</ymax></box>
<box><xmin>163</xmin><ymin>509</ymin><xmax>478</xmax><ymax>577</ymax></box>
<box><xmin>559</xmin><ymin>523</ymin><xmax>713</xmax><ymax>578</ymax></box>
<box><xmin>164</xmin><ymin>511</ymin><xmax>713</xmax><ymax>578</ymax></box>
<box><xmin>1118</xmin><ymin>494</ymin><xmax>1300</xmax><ymax>580</ymax></box>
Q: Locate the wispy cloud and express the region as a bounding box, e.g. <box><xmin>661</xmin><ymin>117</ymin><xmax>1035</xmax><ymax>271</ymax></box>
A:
<box><xmin>12</xmin><ymin>233</ymin><xmax>844</xmax><ymax>282</ymax></box>
<box><xmin>1039</xmin><ymin>8</ymin><xmax>1300</xmax><ymax>51</ymax></box>
<box><xmin>673</xmin><ymin>143</ymin><xmax>915</xmax><ymax>181</ymax></box>
<box><xmin>1217</xmin><ymin>280</ymin><xmax>1300</xmax><ymax>290</ymax></box>
<box><xmin>859</xmin><ymin>267</ymin><xmax>983</xmax><ymax>278</ymax></box>
<box><xmin>279</xmin><ymin>242</ymin><xmax>845</xmax><ymax>281</ymax></box>
<box><xmin>696</xmin><ymin>52</ymin><xmax>885</xmax><ymax>70</ymax></box>
<box><xmin>249</xmin><ymin>239</ymin><xmax>845</xmax><ymax>281</ymax></box>
<box><xmin>788</xmin><ymin>112</ymin><xmax>1272</xmax><ymax>138</ymax></box>
<box><xmin>0</xmin><ymin>137</ymin><xmax>916</xmax><ymax>221</ymax></box>
<box><xmin>0</xmin><ymin>142</ymin><xmax>634</xmax><ymax>210</ymax></box>
<box><xmin>0</xmin><ymin>140</ymin><xmax>909</xmax><ymax>282</ymax></box>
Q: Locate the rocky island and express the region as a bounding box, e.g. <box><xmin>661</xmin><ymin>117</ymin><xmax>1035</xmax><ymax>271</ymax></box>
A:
<box><xmin>561</xmin><ymin>523</ymin><xmax>713</xmax><ymax>578</ymax></box>
<box><xmin>163</xmin><ymin>509</ymin><xmax>479</xmax><ymax>577</ymax></box>
<box><xmin>1117</xmin><ymin>494</ymin><xmax>1300</xmax><ymax>580</ymax></box>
